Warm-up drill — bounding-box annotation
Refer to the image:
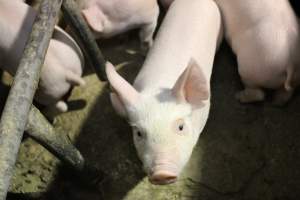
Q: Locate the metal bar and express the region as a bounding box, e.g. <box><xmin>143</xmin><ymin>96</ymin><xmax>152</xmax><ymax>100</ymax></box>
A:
<box><xmin>26</xmin><ymin>106</ymin><xmax>104</xmax><ymax>186</ymax></box>
<box><xmin>61</xmin><ymin>0</ymin><xmax>107</xmax><ymax>81</ymax></box>
<box><xmin>26</xmin><ymin>106</ymin><xmax>84</xmax><ymax>170</ymax></box>
<box><xmin>0</xmin><ymin>0</ymin><xmax>62</xmax><ymax>199</ymax></box>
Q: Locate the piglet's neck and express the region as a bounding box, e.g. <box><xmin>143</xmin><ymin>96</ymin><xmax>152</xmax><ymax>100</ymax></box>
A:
<box><xmin>133</xmin><ymin>0</ymin><xmax>222</xmax><ymax>93</ymax></box>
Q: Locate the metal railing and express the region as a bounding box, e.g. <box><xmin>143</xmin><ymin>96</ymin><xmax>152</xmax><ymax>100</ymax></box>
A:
<box><xmin>0</xmin><ymin>0</ymin><xmax>106</xmax><ymax>199</ymax></box>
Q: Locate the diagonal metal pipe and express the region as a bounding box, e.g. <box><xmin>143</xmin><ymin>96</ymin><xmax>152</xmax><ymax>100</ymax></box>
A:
<box><xmin>26</xmin><ymin>106</ymin><xmax>85</xmax><ymax>171</ymax></box>
<box><xmin>61</xmin><ymin>0</ymin><xmax>107</xmax><ymax>81</ymax></box>
<box><xmin>26</xmin><ymin>106</ymin><xmax>104</xmax><ymax>193</ymax></box>
<box><xmin>0</xmin><ymin>0</ymin><xmax>62</xmax><ymax>199</ymax></box>
<box><xmin>26</xmin><ymin>106</ymin><xmax>105</xmax><ymax>185</ymax></box>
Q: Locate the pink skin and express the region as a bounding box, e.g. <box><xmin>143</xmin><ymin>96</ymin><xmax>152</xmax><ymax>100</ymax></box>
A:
<box><xmin>0</xmin><ymin>0</ymin><xmax>85</xmax><ymax>118</ymax></box>
<box><xmin>106</xmin><ymin>0</ymin><xmax>223</xmax><ymax>185</ymax></box>
<box><xmin>80</xmin><ymin>0</ymin><xmax>159</xmax><ymax>48</ymax></box>
<box><xmin>214</xmin><ymin>0</ymin><xmax>300</xmax><ymax>105</ymax></box>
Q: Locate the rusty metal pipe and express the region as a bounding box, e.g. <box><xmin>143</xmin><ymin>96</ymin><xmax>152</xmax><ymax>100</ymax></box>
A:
<box><xmin>0</xmin><ymin>0</ymin><xmax>62</xmax><ymax>199</ymax></box>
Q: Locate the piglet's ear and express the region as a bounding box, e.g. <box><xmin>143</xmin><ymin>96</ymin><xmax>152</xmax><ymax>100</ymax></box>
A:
<box><xmin>106</xmin><ymin>62</ymin><xmax>140</xmax><ymax>116</ymax></box>
<box><xmin>110</xmin><ymin>92</ymin><xmax>127</xmax><ymax>118</ymax></box>
<box><xmin>172</xmin><ymin>58</ymin><xmax>209</xmax><ymax>108</ymax></box>
<box><xmin>81</xmin><ymin>6</ymin><xmax>104</xmax><ymax>33</ymax></box>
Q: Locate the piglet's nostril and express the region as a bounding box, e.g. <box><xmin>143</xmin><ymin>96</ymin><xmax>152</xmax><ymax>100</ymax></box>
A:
<box><xmin>149</xmin><ymin>171</ymin><xmax>177</xmax><ymax>185</ymax></box>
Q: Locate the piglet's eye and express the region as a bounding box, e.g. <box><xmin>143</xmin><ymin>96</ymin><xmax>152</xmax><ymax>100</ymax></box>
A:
<box><xmin>172</xmin><ymin>119</ymin><xmax>187</xmax><ymax>135</ymax></box>
<box><xmin>136</xmin><ymin>131</ymin><xmax>142</xmax><ymax>137</ymax></box>
<box><xmin>178</xmin><ymin>124</ymin><xmax>184</xmax><ymax>131</ymax></box>
<box><xmin>132</xmin><ymin>127</ymin><xmax>143</xmax><ymax>138</ymax></box>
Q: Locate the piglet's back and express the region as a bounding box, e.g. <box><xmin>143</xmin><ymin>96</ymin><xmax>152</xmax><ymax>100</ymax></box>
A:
<box><xmin>134</xmin><ymin>0</ymin><xmax>222</xmax><ymax>91</ymax></box>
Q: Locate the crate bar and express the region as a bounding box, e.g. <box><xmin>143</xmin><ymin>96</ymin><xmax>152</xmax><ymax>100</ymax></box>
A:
<box><xmin>61</xmin><ymin>0</ymin><xmax>107</xmax><ymax>81</ymax></box>
<box><xmin>0</xmin><ymin>0</ymin><xmax>62</xmax><ymax>199</ymax></box>
<box><xmin>26</xmin><ymin>106</ymin><xmax>84</xmax><ymax>170</ymax></box>
<box><xmin>26</xmin><ymin>106</ymin><xmax>104</xmax><ymax>186</ymax></box>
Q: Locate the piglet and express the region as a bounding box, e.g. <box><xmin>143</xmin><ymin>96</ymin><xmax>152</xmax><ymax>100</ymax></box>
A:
<box><xmin>0</xmin><ymin>0</ymin><xmax>85</xmax><ymax>118</ymax></box>
<box><xmin>215</xmin><ymin>0</ymin><xmax>300</xmax><ymax>104</ymax></box>
<box><xmin>106</xmin><ymin>0</ymin><xmax>223</xmax><ymax>185</ymax></box>
<box><xmin>80</xmin><ymin>0</ymin><xmax>159</xmax><ymax>48</ymax></box>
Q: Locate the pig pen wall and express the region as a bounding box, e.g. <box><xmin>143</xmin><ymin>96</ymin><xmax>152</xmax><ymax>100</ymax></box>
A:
<box><xmin>3</xmin><ymin>1</ymin><xmax>300</xmax><ymax>200</ymax></box>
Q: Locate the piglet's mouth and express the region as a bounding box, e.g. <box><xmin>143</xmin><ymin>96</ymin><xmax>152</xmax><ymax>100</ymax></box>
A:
<box><xmin>149</xmin><ymin>170</ymin><xmax>178</xmax><ymax>185</ymax></box>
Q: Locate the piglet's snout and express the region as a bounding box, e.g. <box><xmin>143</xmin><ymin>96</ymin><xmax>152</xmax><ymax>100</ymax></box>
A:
<box><xmin>149</xmin><ymin>161</ymin><xmax>179</xmax><ymax>185</ymax></box>
<box><xmin>149</xmin><ymin>170</ymin><xmax>177</xmax><ymax>185</ymax></box>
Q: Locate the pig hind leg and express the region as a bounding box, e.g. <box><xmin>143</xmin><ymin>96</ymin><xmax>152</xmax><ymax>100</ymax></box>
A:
<box><xmin>272</xmin><ymin>63</ymin><xmax>298</xmax><ymax>105</ymax></box>
<box><xmin>235</xmin><ymin>57</ymin><xmax>267</xmax><ymax>103</ymax></box>
<box><xmin>66</xmin><ymin>71</ymin><xmax>85</xmax><ymax>86</ymax></box>
<box><xmin>235</xmin><ymin>88</ymin><xmax>265</xmax><ymax>103</ymax></box>
<box><xmin>271</xmin><ymin>87</ymin><xmax>294</xmax><ymax>106</ymax></box>
<box><xmin>139</xmin><ymin>22</ymin><xmax>156</xmax><ymax>50</ymax></box>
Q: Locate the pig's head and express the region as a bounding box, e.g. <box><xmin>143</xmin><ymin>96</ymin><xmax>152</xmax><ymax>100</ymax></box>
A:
<box><xmin>106</xmin><ymin>59</ymin><xmax>210</xmax><ymax>185</ymax></box>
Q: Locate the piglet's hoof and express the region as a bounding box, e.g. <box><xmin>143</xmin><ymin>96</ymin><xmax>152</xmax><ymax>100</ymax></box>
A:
<box><xmin>235</xmin><ymin>88</ymin><xmax>265</xmax><ymax>103</ymax></box>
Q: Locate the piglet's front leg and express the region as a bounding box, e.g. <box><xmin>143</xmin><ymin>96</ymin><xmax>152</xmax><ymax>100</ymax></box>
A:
<box><xmin>139</xmin><ymin>9</ymin><xmax>159</xmax><ymax>51</ymax></box>
<box><xmin>139</xmin><ymin>23</ymin><xmax>155</xmax><ymax>51</ymax></box>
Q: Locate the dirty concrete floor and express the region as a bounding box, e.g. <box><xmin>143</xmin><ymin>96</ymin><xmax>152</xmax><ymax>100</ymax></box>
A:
<box><xmin>3</xmin><ymin>31</ymin><xmax>300</xmax><ymax>200</ymax></box>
